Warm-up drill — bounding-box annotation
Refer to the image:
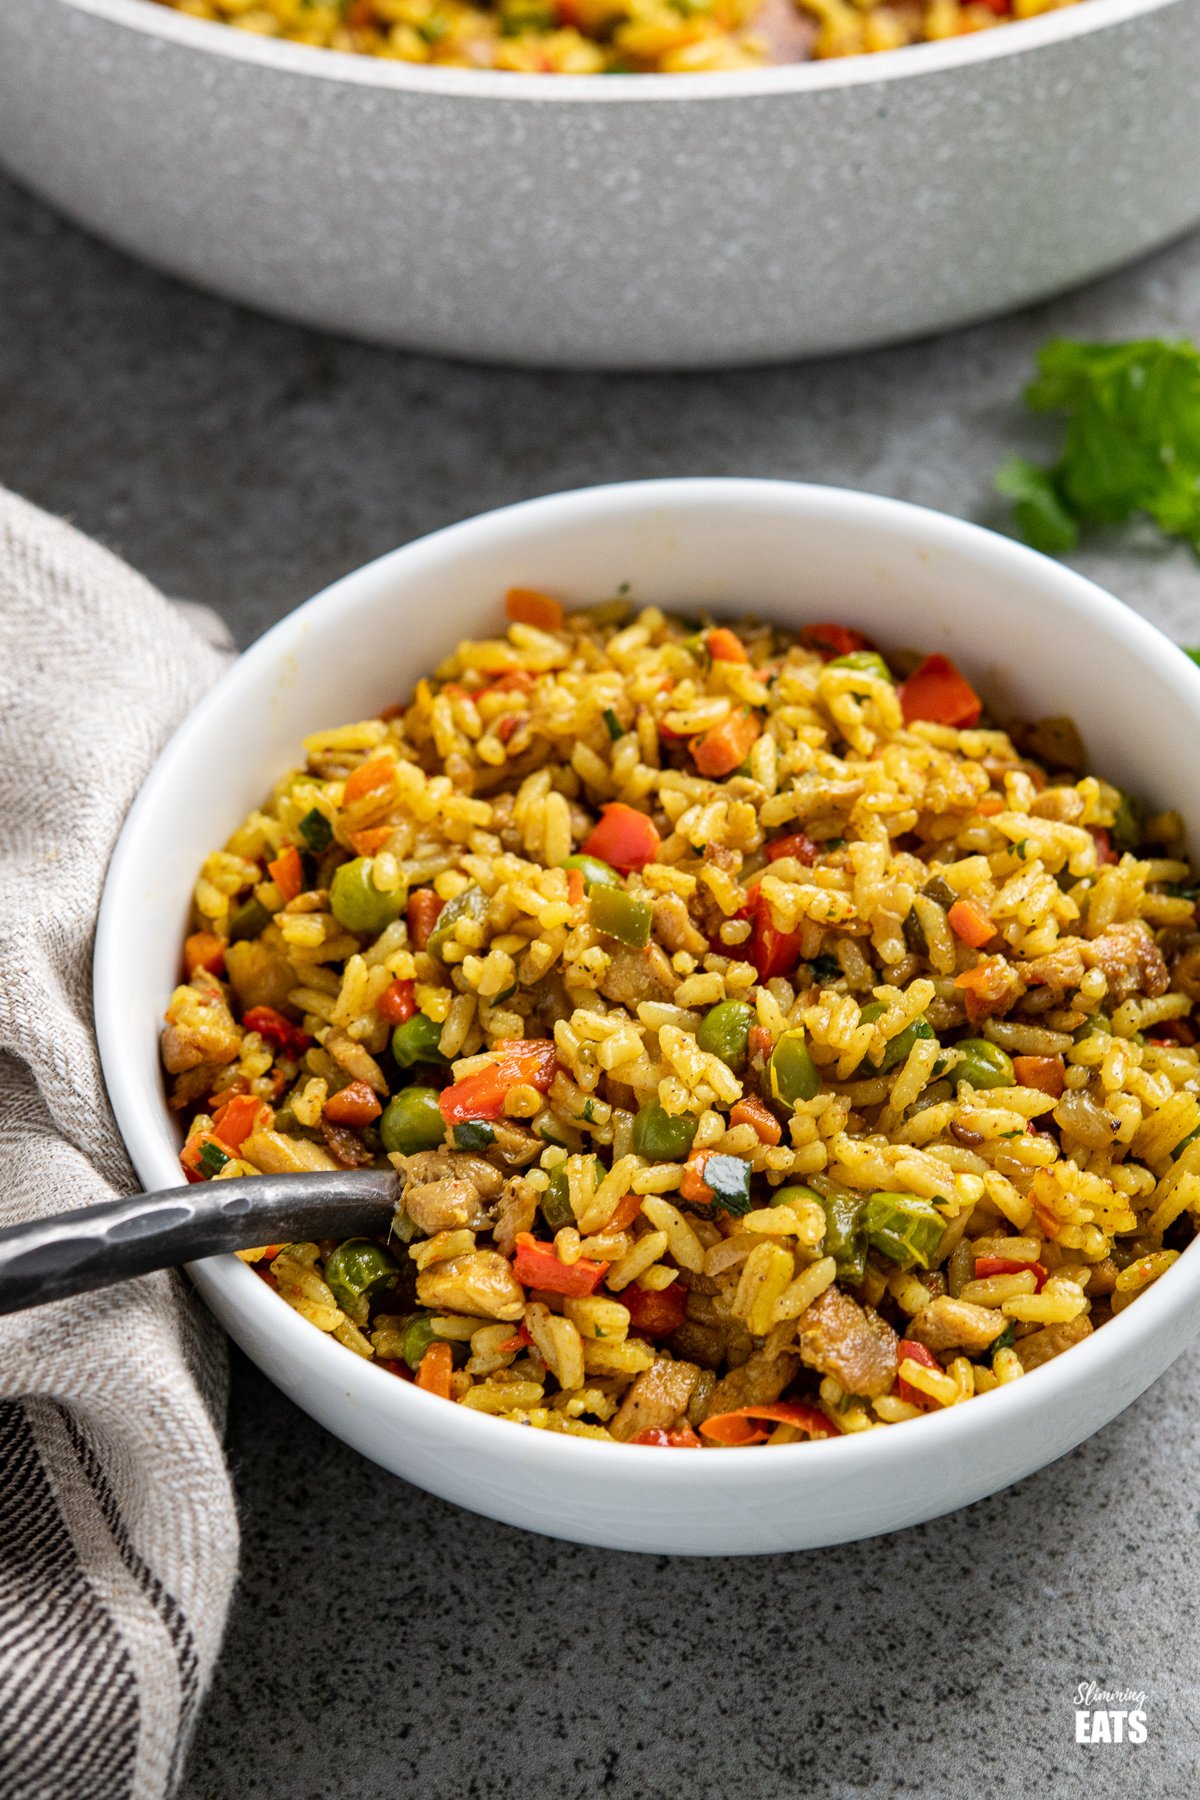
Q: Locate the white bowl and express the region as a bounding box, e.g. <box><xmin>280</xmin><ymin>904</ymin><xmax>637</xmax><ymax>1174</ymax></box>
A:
<box><xmin>96</xmin><ymin>478</ymin><xmax>1200</xmax><ymax>1553</ymax></box>
<box><xmin>1</xmin><ymin>0</ymin><xmax>1197</xmax><ymax>368</ymax></box>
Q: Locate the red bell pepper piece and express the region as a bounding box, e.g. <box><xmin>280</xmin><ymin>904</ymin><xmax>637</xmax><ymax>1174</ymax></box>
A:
<box><xmin>765</xmin><ymin>832</ymin><xmax>819</xmax><ymax>866</ymax></box>
<box><xmin>800</xmin><ymin>624</ymin><xmax>873</xmax><ymax>662</ymax></box>
<box><xmin>742</xmin><ymin>884</ymin><xmax>805</xmax><ymax>981</ymax></box>
<box><xmin>580</xmin><ymin>803</ymin><xmax>661</xmax><ymax>873</ymax></box>
<box><xmin>377</xmin><ymin>978</ymin><xmax>417</xmax><ymax>1025</ymax></box>
<box><xmin>898</xmin><ymin>654</ymin><xmax>982</xmax><ymax>729</ymax></box>
<box><xmin>622</xmin><ymin>1280</ymin><xmax>688</xmax><ymax>1340</ymax></box>
<box><xmin>706</xmin><ymin>627</ymin><xmax>749</xmax><ymax>664</ymax></box>
<box><xmin>974</xmin><ymin>1256</ymin><xmax>1048</xmax><ymax>1291</ymax></box>
<box><xmin>691</xmin><ymin>709</ymin><xmax>760</xmax><ymax>779</ymax></box>
<box><xmin>896</xmin><ymin>1337</ymin><xmax>943</xmax><ymax>1409</ymax></box>
<box><xmin>242</xmin><ymin>1006</ymin><xmax>312</xmax><ymax>1058</ymax></box>
<box><xmin>438</xmin><ymin>1039</ymin><xmax>558</xmax><ymax>1125</ymax></box>
<box><xmin>407</xmin><ymin>888</ymin><xmax>444</xmax><ymax>951</ymax></box>
<box><xmin>512</xmin><ymin>1234</ymin><xmax>610</xmax><ymax>1297</ymax></box>
<box><xmin>630</xmin><ymin>1424</ymin><xmax>703</xmax><ymax>1448</ymax></box>
<box><xmin>699</xmin><ymin>1401</ymin><xmax>841</xmax><ymax>1446</ymax></box>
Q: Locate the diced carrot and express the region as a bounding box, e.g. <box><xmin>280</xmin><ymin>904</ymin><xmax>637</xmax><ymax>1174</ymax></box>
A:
<box><xmin>438</xmin><ymin>1039</ymin><xmax>558</xmax><ymax>1125</ymax></box>
<box><xmin>266</xmin><ymin>844</ymin><xmax>303</xmax><ymax>904</ymax></box>
<box><xmin>896</xmin><ymin>1338</ymin><xmax>943</xmax><ymax>1409</ymax></box>
<box><xmin>580</xmin><ymin>803</ymin><xmax>661</xmax><ymax>873</ymax></box>
<box><xmin>494</xmin><ymin>1321</ymin><xmax>534</xmax><ymax>1355</ymax></box>
<box><xmin>623</xmin><ymin>1281</ymin><xmax>688</xmax><ymax>1340</ymax></box>
<box><xmin>691</xmin><ymin>708</ymin><xmax>760</xmax><ymax>779</ymax></box>
<box><xmin>485</xmin><ymin>668</ymin><xmax>536</xmax><ymax>696</ymax></box>
<box><xmin>706</xmin><ymin>627</ymin><xmax>749</xmax><ymax>664</ymax></box>
<box><xmin>748</xmin><ymin>1024</ymin><xmax>774</xmax><ymax>1061</ymax></box>
<box><xmin>800</xmin><ymin>624</ymin><xmax>872</xmax><ymax>662</ymax></box>
<box><xmin>512</xmin><ymin>1234</ymin><xmax>609</xmax><ymax>1297</ymax></box>
<box><xmin>324</xmin><ymin>1079</ymin><xmax>383</xmax><ymax>1128</ymax></box>
<box><xmin>184</xmin><ymin>931</ymin><xmax>226</xmax><ymax>978</ymax></box>
<box><xmin>699</xmin><ymin>1401</ymin><xmax>840</xmax><ymax>1446</ymax></box>
<box><xmin>1012</xmin><ymin>1054</ymin><xmax>1065</xmax><ymax>1098</ymax></box>
<box><xmin>343</xmin><ymin>757</ymin><xmax>394</xmax><ymax>806</ymax></box>
<box><xmin>505</xmin><ymin>587</ymin><xmax>565</xmax><ymax>633</ymax></box>
<box><xmin>975</xmin><ymin>1256</ymin><xmax>1048</xmax><ymax>1291</ymax></box>
<box><xmin>953</xmin><ymin>957</ymin><xmax>1014</xmax><ymax>1023</ymax></box>
<box><xmin>566</xmin><ymin>867</ymin><xmax>586</xmax><ymax>908</ymax></box>
<box><xmin>603</xmin><ymin>1192</ymin><xmax>644</xmax><ymax>1233</ymax></box>
<box><xmin>899</xmin><ymin>654</ymin><xmax>982</xmax><ymax>729</ymax></box>
<box><xmin>947</xmin><ymin>898</ymin><xmax>995</xmax><ymax>949</ymax></box>
<box><xmin>765</xmin><ymin>832</ymin><xmax>819</xmax><ymax>866</ymax></box>
<box><xmin>407</xmin><ymin>888</ymin><xmax>444</xmax><ymax>951</ymax></box>
<box><xmin>976</xmin><ymin>793</ymin><xmax>1004</xmax><ymax>817</ymax></box>
<box><xmin>377</xmin><ymin>978</ymin><xmax>417</xmax><ymax>1025</ymax></box>
<box><xmin>729</xmin><ymin>1095</ymin><xmax>782</xmax><ymax>1145</ymax></box>
<box><xmin>209</xmin><ymin>1093</ymin><xmax>269</xmax><ymax>1151</ymax></box>
<box><xmin>415</xmin><ymin>1341</ymin><xmax>454</xmax><ymax>1399</ymax></box>
<box><xmin>350</xmin><ymin>826</ymin><xmax>392</xmax><ymax>856</ymax></box>
<box><xmin>678</xmin><ymin>1153</ymin><xmax>715</xmax><ymax>1205</ymax></box>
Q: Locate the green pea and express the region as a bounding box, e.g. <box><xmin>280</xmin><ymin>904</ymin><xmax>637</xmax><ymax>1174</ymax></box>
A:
<box><xmin>540</xmin><ymin>1163</ymin><xmax>576</xmax><ymax>1232</ymax></box>
<box><xmin>380</xmin><ymin>1087</ymin><xmax>446</xmax><ymax>1155</ymax></box>
<box><xmin>425</xmin><ymin>883</ymin><xmax>488</xmax><ymax>961</ymax></box>
<box><xmin>864</xmin><ymin>1192</ymin><xmax>945</xmax><ymax>1270</ymax></box>
<box><xmin>391</xmin><ymin>1013</ymin><xmax>446</xmax><ymax>1069</ymax></box>
<box><xmin>631</xmin><ymin>1101</ymin><xmax>698</xmax><ymax>1162</ymax></box>
<box><xmin>1073</xmin><ymin>1013</ymin><xmax>1111</xmax><ymax>1043</ymax></box>
<box><xmin>560</xmin><ymin>853</ymin><xmax>623</xmax><ymax>891</ymax></box>
<box><xmin>589</xmin><ymin>886</ymin><xmax>653</xmax><ymax>949</ymax></box>
<box><xmin>860</xmin><ymin>1001</ymin><xmax>935</xmax><ymax>1073</ymax></box>
<box><xmin>768</xmin><ymin>1030</ymin><xmax>821</xmax><ymax>1105</ymax></box>
<box><xmin>228</xmin><ymin>895</ymin><xmax>272</xmax><ymax>942</ymax></box>
<box><xmin>828</xmin><ymin>650</ymin><xmax>893</xmax><ymax>683</ymax></box>
<box><xmin>952</xmin><ymin>1037</ymin><xmax>1015</xmax><ymax>1091</ymax></box>
<box><xmin>324</xmin><ymin>1239</ymin><xmax>399</xmax><ymax>1312</ymax></box>
<box><xmin>399</xmin><ymin>1314</ymin><xmax>450</xmax><ymax>1371</ymax></box>
<box><xmin>819</xmin><ymin>1191</ymin><xmax>868</xmax><ymax>1284</ymax></box>
<box><xmin>329</xmin><ymin>857</ymin><xmax>407</xmax><ymax>936</ymax></box>
<box><xmin>696</xmin><ymin>1000</ymin><xmax>755</xmax><ymax>1070</ymax></box>
<box><xmin>768</xmin><ymin>1184</ymin><xmax>823</xmax><ymax>1209</ymax></box>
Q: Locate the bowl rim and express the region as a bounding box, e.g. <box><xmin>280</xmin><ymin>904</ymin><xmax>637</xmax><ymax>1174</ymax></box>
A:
<box><xmin>95</xmin><ymin>476</ymin><xmax>1200</xmax><ymax>1489</ymax></box>
<box><xmin>59</xmin><ymin>0</ymin><xmax>1181</xmax><ymax>105</ymax></box>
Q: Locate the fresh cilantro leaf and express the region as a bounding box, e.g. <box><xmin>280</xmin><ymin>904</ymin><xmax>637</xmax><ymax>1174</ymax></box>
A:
<box><xmin>603</xmin><ymin>708</ymin><xmax>624</xmax><ymax>741</ymax></box>
<box><xmin>999</xmin><ymin>338</ymin><xmax>1200</xmax><ymax>556</ymax></box>
<box><xmin>453</xmin><ymin>1122</ymin><xmax>495</xmax><ymax>1151</ymax></box>
<box><xmin>298</xmin><ymin>807</ymin><xmax>333</xmax><ymax>854</ymax></box>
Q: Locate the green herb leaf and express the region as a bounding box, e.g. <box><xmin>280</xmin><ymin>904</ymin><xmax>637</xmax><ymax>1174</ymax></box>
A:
<box><xmin>999</xmin><ymin>338</ymin><xmax>1200</xmax><ymax>557</ymax></box>
<box><xmin>453</xmin><ymin>1121</ymin><xmax>495</xmax><ymax>1151</ymax></box>
<box><xmin>198</xmin><ymin>1140</ymin><xmax>231</xmax><ymax>1178</ymax></box>
<box><xmin>298</xmin><ymin>807</ymin><xmax>333</xmax><ymax>854</ymax></box>
<box><xmin>603</xmin><ymin>707</ymin><xmax>625</xmax><ymax>742</ymax></box>
<box><xmin>703</xmin><ymin>1154</ymin><xmax>753</xmax><ymax>1216</ymax></box>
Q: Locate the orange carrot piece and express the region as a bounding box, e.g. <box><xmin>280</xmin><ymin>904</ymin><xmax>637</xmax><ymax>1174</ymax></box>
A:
<box><xmin>707</xmin><ymin>627</ymin><xmax>749</xmax><ymax>663</ymax></box>
<box><xmin>505</xmin><ymin>587</ymin><xmax>564</xmax><ymax>632</ymax></box>
<box><xmin>349</xmin><ymin>826</ymin><xmax>393</xmax><ymax>856</ymax></box>
<box><xmin>899</xmin><ymin>654</ymin><xmax>982</xmax><ymax>728</ymax></box>
<box><xmin>947</xmin><ymin>898</ymin><xmax>995</xmax><ymax>949</ymax></box>
<box><xmin>209</xmin><ymin>1093</ymin><xmax>268</xmax><ymax>1151</ymax></box>
<box><xmin>954</xmin><ymin>956</ymin><xmax>1013</xmax><ymax>1023</ymax></box>
<box><xmin>343</xmin><ymin>757</ymin><xmax>394</xmax><ymax>806</ymax></box>
<box><xmin>976</xmin><ymin>793</ymin><xmax>1004</xmax><ymax>817</ymax></box>
<box><xmin>1012</xmin><ymin>1055</ymin><xmax>1065</xmax><ymax>1098</ymax></box>
<box><xmin>691</xmin><ymin>709</ymin><xmax>760</xmax><ymax>779</ymax></box>
<box><xmin>267</xmin><ymin>844</ymin><xmax>303</xmax><ymax>904</ymax></box>
<box><xmin>678</xmin><ymin>1153</ymin><xmax>715</xmax><ymax>1205</ymax></box>
<box><xmin>729</xmin><ymin>1095</ymin><xmax>782</xmax><ymax>1146</ymax></box>
<box><xmin>184</xmin><ymin>931</ymin><xmax>226</xmax><ymax>978</ymax></box>
<box><xmin>566</xmin><ymin>867</ymin><xmax>586</xmax><ymax>908</ymax></box>
<box><xmin>415</xmin><ymin>1341</ymin><xmax>454</xmax><ymax>1400</ymax></box>
<box><xmin>323</xmin><ymin>1079</ymin><xmax>383</xmax><ymax>1128</ymax></box>
<box><xmin>604</xmin><ymin>1192</ymin><xmax>644</xmax><ymax>1232</ymax></box>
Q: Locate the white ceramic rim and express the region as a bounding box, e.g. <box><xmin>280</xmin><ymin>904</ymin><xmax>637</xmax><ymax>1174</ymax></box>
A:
<box><xmin>94</xmin><ymin>478</ymin><xmax>1200</xmax><ymax>1492</ymax></box>
<box><xmin>62</xmin><ymin>0</ymin><xmax>1180</xmax><ymax>103</ymax></box>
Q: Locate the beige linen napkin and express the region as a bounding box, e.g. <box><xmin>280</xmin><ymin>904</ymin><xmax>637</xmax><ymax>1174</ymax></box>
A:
<box><xmin>0</xmin><ymin>488</ymin><xmax>239</xmax><ymax>1799</ymax></box>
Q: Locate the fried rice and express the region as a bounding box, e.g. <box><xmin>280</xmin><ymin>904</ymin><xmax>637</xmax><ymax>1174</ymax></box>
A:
<box><xmin>152</xmin><ymin>0</ymin><xmax>1087</xmax><ymax>76</ymax></box>
<box><xmin>162</xmin><ymin>592</ymin><xmax>1200</xmax><ymax>1448</ymax></box>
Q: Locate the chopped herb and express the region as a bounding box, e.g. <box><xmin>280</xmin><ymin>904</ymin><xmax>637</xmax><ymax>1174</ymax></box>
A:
<box><xmin>991</xmin><ymin>1322</ymin><xmax>1017</xmax><ymax>1356</ymax></box>
<box><xmin>198</xmin><ymin>1140</ymin><xmax>230</xmax><ymax>1178</ymax></box>
<box><xmin>825</xmin><ymin>837</ymin><xmax>846</xmax><ymax>850</ymax></box>
<box><xmin>811</xmin><ymin>953</ymin><xmax>841</xmax><ymax>982</ymax></box>
<box><xmin>998</xmin><ymin>1129</ymin><xmax>1024</xmax><ymax>1139</ymax></box>
<box><xmin>298</xmin><ymin>807</ymin><xmax>333</xmax><ymax>854</ymax></box>
<box><xmin>998</xmin><ymin>338</ymin><xmax>1200</xmax><ymax>557</ymax></box>
<box><xmin>453</xmin><ymin>1121</ymin><xmax>495</xmax><ymax>1152</ymax></box>
<box><xmin>581</xmin><ymin>1099</ymin><xmax>597</xmax><ymax>1123</ymax></box>
<box><xmin>603</xmin><ymin>708</ymin><xmax>625</xmax><ymax>741</ymax></box>
<box><xmin>1014</xmin><ymin>839</ymin><xmax>1030</xmax><ymax>862</ymax></box>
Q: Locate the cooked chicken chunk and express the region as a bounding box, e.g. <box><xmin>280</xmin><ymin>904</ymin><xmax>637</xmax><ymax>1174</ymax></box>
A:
<box><xmin>1014</xmin><ymin>1312</ymin><xmax>1092</xmax><ymax>1371</ymax></box>
<box><xmin>396</xmin><ymin>1150</ymin><xmax>505</xmax><ymax>1234</ymax></box>
<box><xmin>703</xmin><ymin>1342</ymin><xmax>796</xmax><ymax>1418</ymax></box>
<box><xmin>907</xmin><ymin>1296</ymin><xmax>1007</xmax><ymax>1354</ymax></box>
<box><xmin>609</xmin><ymin>1358</ymin><xmax>700</xmax><ymax>1442</ymax></box>
<box><xmin>652</xmin><ymin>892</ymin><xmax>708</xmax><ymax>957</ymax></box>
<box><xmin>598</xmin><ymin>943</ymin><xmax>676</xmax><ymax>1008</ymax></box>
<box><xmin>796</xmin><ymin>1285</ymin><xmax>898</xmax><ymax>1398</ymax></box>
<box><xmin>416</xmin><ymin>1251</ymin><xmax>524</xmax><ymax>1321</ymax></box>
<box><xmin>161</xmin><ymin>974</ymin><xmax>242</xmax><ymax>1075</ymax></box>
<box><xmin>1083</xmin><ymin>922</ymin><xmax>1169</xmax><ymax>1004</ymax></box>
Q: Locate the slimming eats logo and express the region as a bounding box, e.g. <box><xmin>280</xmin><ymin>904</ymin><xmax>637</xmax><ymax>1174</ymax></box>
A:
<box><xmin>1074</xmin><ymin>1682</ymin><xmax>1149</xmax><ymax>1744</ymax></box>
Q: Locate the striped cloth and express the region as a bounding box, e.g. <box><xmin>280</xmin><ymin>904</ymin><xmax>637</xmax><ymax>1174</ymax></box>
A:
<box><xmin>0</xmin><ymin>489</ymin><xmax>239</xmax><ymax>1798</ymax></box>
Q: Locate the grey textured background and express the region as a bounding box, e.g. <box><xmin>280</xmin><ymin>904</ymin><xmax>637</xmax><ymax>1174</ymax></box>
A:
<box><xmin>2</xmin><ymin>168</ymin><xmax>1198</xmax><ymax>1797</ymax></box>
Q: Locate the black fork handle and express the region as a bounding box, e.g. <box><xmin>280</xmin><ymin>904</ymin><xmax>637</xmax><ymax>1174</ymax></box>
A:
<box><xmin>0</xmin><ymin>1170</ymin><xmax>399</xmax><ymax>1316</ymax></box>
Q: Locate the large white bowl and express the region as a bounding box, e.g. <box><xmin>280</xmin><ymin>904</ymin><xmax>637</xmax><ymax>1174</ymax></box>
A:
<box><xmin>96</xmin><ymin>478</ymin><xmax>1200</xmax><ymax>1553</ymax></box>
<box><xmin>1</xmin><ymin>0</ymin><xmax>1198</xmax><ymax>368</ymax></box>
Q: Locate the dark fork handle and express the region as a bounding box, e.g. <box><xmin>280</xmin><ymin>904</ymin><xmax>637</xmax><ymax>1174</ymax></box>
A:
<box><xmin>0</xmin><ymin>1170</ymin><xmax>399</xmax><ymax>1316</ymax></box>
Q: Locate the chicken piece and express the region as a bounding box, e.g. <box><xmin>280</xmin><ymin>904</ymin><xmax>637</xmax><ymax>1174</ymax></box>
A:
<box><xmin>1022</xmin><ymin>940</ymin><xmax>1086</xmax><ymax>993</ymax></box>
<box><xmin>907</xmin><ymin>1295</ymin><xmax>1007</xmax><ymax>1355</ymax></box>
<box><xmin>702</xmin><ymin>1342</ymin><xmax>797</xmax><ymax>1418</ymax></box>
<box><xmin>223</xmin><ymin>928</ymin><xmax>297</xmax><ymax>1014</ymax></box>
<box><xmin>486</xmin><ymin>1121</ymin><xmax>542</xmax><ymax>1169</ymax></box>
<box><xmin>320</xmin><ymin>1118</ymin><xmax>375</xmax><ymax>1168</ymax></box>
<box><xmin>240</xmin><ymin>1128</ymin><xmax>340</xmax><ymax>1174</ymax></box>
<box><xmin>396</xmin><ymin>1149</ymin><xmax>504</xmax><ymax>1234</ymax></box>
<box><xmin>161</xmin><ymin>974</ymin><xmax>243</xmax><ymax>1075</ymax></box>
<box><xmin>324</xmin><ymin>1028</ymin><xmax>389</xmax><ymax>1095</ymax></box>
<box><xmin>667</xmin><ymin>1319</ymin><xmax>727</xmax><ymax>1371</ymax></box>
<box><xmin>598</xmin><ymin>942</ymin><xmax>677</xmax><ymax>1008</ymax></box>
<box><xmin>796</xmin><ymin>1285</ymin><xmax>898</xmax><ymax>1399</ymax></box>
<box><xmin>492</xmin><ymin>1177</ymin><xmax>539</xmax><ymax>1257</ymax></box>
<box><xmin>609</xmin><ymin>1358</ymin><xmax>700</xmax><ymax>1442</ymax></box>
<box><xmin>1083</xmin><ymin>922</ymin><xmax>1169</xmax><ymax>1004</ymax></box>
<box><xmin>1013</xmin><ymin>1311</ymin><xmax>1092</xmax><ymax>1371</ymax></box>
<box><xmin>652</xmin><ymin>892</ymin><xmax>708</xmax><ymax>957</ymax></box>
<box><xmin>400</xmin><ymin>1151</ymin><xmax>505</xmax><ymax>1199</ymax></box>
<box><xmin>416</xmin><ymin>1251</ymin><xmax>524</xmax><ymax>1321</ymax></box>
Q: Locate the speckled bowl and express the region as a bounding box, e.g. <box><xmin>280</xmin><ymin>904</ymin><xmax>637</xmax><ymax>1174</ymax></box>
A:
<box><xmin>96</xmin><ymin>478</ymin><xmax>1200</xmax><ymax>1553</ymax></box>
<box><xmin>0</xmin><ymin>0</ymin><xmax>1197</xmax><ymax>368</ymax></box>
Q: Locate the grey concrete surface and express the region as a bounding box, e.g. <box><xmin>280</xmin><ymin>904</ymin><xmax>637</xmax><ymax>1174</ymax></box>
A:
<box><xmin>2</xmin><ymin>169</ymin><xmax>1199</xmax><ymax>1798</ymax></box>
